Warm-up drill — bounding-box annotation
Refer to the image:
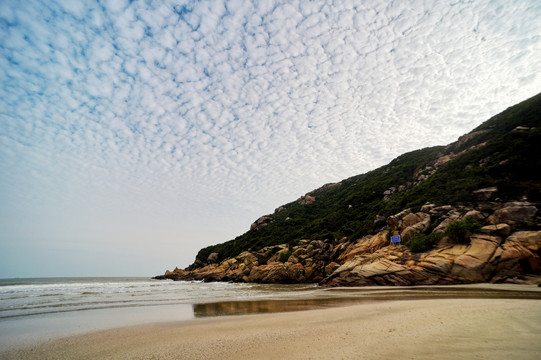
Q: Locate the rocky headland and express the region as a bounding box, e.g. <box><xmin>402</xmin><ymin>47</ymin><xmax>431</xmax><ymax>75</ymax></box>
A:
<box><xmin>155</xmin><ymin>93</ymin><xmax>541</xmax><ymax>286</ymax></box>
<box><xmin>156</xmin><ymin>197</ymin><xmax>541</xmax><ymax>285</ymax></box>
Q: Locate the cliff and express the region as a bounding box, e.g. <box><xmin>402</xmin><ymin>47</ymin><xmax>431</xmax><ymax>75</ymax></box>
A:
<box><xmin>156</xmin><ymin>93</ymin><xmax>541</xmax><ymax>286</ymax></box>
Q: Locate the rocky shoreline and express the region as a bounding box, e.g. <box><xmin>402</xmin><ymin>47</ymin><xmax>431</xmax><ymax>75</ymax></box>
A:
<box><xmin>156</xmin><ymin>196</ymin><xmax>541</xmax><ymax>286</ymax></box>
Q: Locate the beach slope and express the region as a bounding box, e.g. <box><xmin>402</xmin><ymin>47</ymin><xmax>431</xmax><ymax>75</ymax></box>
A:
<box><xmin>2</xmin><ymin>298</ymin><xmax>540</xmax><ymax>360</ymax></box>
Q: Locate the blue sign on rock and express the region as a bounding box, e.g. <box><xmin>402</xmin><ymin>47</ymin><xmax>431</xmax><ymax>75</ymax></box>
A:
<box><xmin>391</xmin><ymin>235</ymin><xmax>401</xmax><ymax>243</ymax></box>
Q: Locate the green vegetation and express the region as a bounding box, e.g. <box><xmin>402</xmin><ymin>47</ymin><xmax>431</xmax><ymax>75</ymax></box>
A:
<box><xmin>406</xmin><ymin>233</ymin><xmax>442</xmax><ymax>253</ymax></box>
<box><xmin>279</xmin><ymin>247</ymin><xmax>293</xmax><ymax>263</ymax></box>
<box><xmin>445</xmin><ymin>217</ymin><xmax>482</xmax><ymax>244</ymax></box>
<box><xmin>195</xmin><ymin>93</ymin><xmax>541</xmax><ymax>264</ymax></box>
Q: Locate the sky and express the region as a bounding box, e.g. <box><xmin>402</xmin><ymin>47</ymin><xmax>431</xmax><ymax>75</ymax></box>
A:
<box><xmin>1</xmin><ymin>0</ymin><xmax>540</xmax><ymax>278</ymax></box>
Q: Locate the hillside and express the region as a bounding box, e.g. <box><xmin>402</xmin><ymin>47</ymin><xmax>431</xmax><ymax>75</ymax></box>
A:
<box><xmin>156</xmin><ymin>93</ymin><xmax>541</xmax><ymax>285</ymax></box>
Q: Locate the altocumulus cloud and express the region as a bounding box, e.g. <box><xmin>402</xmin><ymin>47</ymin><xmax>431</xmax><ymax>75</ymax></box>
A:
<box><xmin>0</xmin><ymin>0</ymin><xmax>540</xmax><ymax>276</ymax></box>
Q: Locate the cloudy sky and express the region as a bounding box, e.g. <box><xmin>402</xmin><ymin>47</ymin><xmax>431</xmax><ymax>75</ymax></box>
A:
<box><xmin>1</xmin><ymin>0</ymin><xmax>540</xmax><ymax>278</ymax></box>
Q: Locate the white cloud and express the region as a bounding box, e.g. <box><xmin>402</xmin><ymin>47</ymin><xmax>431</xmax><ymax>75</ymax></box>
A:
<box><xmin>1</xmin><ymin>0</ymin><xmax>540</xmax><ymax>277</ymax></box>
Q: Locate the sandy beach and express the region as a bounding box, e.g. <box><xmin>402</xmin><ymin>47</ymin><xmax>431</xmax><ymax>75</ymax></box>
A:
<box><xmin>2</xmin><ymin>296</ymin><xmax>541</xmax><ymax>360</ymax></box>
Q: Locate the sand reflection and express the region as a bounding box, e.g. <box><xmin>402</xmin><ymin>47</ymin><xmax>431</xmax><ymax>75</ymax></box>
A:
<box><xmin>193</xmin><ymin>284</ymin><xmax>541</xmax><ymax>318</ymax></box>
<box><xmin>193</xmin><ymin>298</ymin><xmax>362</xmax><ymax>317</ymax></box>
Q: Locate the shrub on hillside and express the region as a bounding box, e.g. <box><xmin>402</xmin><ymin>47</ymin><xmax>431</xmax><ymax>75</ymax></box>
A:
<box><xmin>279</xmin><ymin>248</ymin><xmax>293</xmax><ymax>263</ymax></box>
<box><xmin>445</xmin><ymin>217</ymin><xmax>482</xmax><ymax>244</ymax></box>
<box><xmin>406</xmin><ymin>233</ymin><xmax>442</xmax><ymax>253</ymax></box>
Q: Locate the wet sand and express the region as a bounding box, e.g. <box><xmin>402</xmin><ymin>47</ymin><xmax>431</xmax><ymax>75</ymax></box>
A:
<box><xmin>2</xmin><ymin>295</ymin><xmax>541</xmax><ymax>359</ymax></box>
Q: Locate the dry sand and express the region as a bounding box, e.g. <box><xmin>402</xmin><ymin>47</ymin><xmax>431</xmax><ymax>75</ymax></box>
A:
<box><xmin>2</xmin><ymin>297</ymin><xmax>540</xmax><ymax>360</ymax></box>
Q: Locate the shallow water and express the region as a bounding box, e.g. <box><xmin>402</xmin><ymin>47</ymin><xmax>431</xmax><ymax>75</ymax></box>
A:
<box><xmin>0</xmin><ymin>277</ymin><xmax>317</xmax><ymax>348</ymax></box>
<box><xmin>0</xmin><ymin>277</ymin><xmax>317</xmax><ymax>319</ymax></box>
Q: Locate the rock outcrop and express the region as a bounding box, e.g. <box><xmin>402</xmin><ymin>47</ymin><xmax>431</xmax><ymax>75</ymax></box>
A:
<box><xmin>154</xmin><ymin>94</ymin><xmax>541</xmax><ymax>286</ymax></box>
<box><xmin>488</xmin><ymin>202</ymin><xmax>538</xmax><ymax>226</ymax></box>
<box><xmin>156</xmin><ymin>197</ymin><xmax>541</xmax><ymax>286</ymax></box>
<box><xmin>250</xmin><ymin>216</ymin><xmax>273</xmax><ymax>231</ymax></box>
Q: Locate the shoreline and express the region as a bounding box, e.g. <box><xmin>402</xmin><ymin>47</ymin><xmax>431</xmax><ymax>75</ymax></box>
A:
<box><xmin>2</xmin><ymin>297</ymin><xmax>541</xmax><ymax>359</ymax></box>
<box><xmin>2</xmin><ymin>284</ymin><xmax>541</xmax><ymax>359</ymax></box>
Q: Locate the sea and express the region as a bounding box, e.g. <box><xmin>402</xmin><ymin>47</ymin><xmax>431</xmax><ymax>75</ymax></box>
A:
<box><xmin>0</xmin><ymin>277</ymin><xmax>320</xmax><ymax>348</ymax></box>
<box><xmin>2</xmin><ymin>277</ymin><xmax>541</xmax><ymax>350</ymax></box>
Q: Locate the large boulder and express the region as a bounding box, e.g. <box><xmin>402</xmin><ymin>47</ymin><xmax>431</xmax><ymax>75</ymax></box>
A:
<box><xmin>336</xmin><ymin>231</ymin><xmax>389</xmax><ymax>262</ymax></box>
<box><xmin>492</xmin><ymin>231</ymin><xmax>541</xmax><ymax>281</ymax></box>
<box><xmin>207</xmin><ymin>252</ymin><xmax>219</xmax><ymax>264</ymax></box>
<box><xmin>250</xmin><ymin>216</ymin><xmax>273</xmax><ymax>230</ymax></box>
<box><xmin>450</xmin><ymin>234</ymin><xmax>501</xmax><ymax>282</ymax></box>
<box><xmin>488</xmin><ymin>202</ymin><xmax>538</xmax><ymax>226</ymax></box>
<box><xmin>472</xmin><ymin>187</ymin><xmax>498</xmax><ymax>201</ymax></box>
<box><xmin>386</xmin><ymin>209</ymin><xmax>412</xmax><ymax>228</ymax></box>
<box><xmin>298</xmin><ymin>194</ymin><xmax>316</xmax><ymax>205</ymax></box>
<box><xmin>464</xmin><ymin>210</ymin><xmax>486</xmax><ymax>222</ymax></box>
<box><xmin>420</xmin><ymin>203</ymin><xmax>436</xmax><ymax>212</ymax></box>
<box><xmin>400</xmin><ymin>213</ymin><xmax>431</xmax><ymax>241</ymax></box>
<box><xmin>433</xmin><ymin>210</ymin><xmax>461</xmax><ymax>234</ymax></box>
<box><xmin>481</xmin><ymin>224</ymin><xmax>511</xmax><ymax>236</ymax></box>
<box><xmin>247</xmin><ymin>263</ymin><xmax>307</xmax><ymax>284</ymax></box>
<box><xmin>236</xmin><ymin>251</ymin><xmax>259</xmax><ymax>267</ymax></box>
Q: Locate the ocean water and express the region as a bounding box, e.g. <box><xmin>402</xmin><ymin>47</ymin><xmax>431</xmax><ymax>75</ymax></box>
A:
<box><xmin>0</xmin><ymin>277</ymin><xmax>319</xmax><ymax>319</ymax></box>
<box><xmin>0</xmin><ymin>277</ymin><xmax>318</xmax><ymax>348</ymax></box>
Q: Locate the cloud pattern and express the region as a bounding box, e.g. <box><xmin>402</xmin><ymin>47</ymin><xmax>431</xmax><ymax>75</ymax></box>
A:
<box><xmin>1</xmin><ymin>0</ymin><xmax>540</xmax><ymax>274</ymax></box>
